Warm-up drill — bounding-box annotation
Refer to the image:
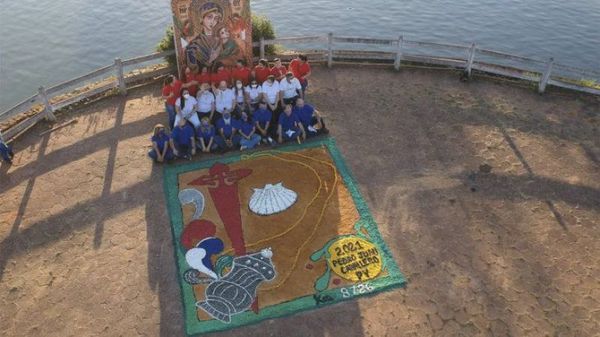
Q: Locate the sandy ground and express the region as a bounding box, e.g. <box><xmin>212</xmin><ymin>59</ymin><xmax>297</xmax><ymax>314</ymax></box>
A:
<box><xmin>0</xmin><ymin>65</ymin><xmax>598</xmax><ymax>337</ymax></box>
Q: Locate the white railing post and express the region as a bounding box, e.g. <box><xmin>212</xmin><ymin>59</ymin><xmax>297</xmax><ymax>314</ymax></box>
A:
<box><xmin>466</xmin><ymin>43</ymin><xmax>476</xmax><ymax>77</ymax></box>
<box><xmin>394</xmin><ymin>35</ymin><xmax>403</xmax><ymax>71</ymax></box>
<box><xmin>327</xmin><ymin>32</ymin><xmax>333</xmax><ymax>68</ymax></box>
<box><xmin>114</xmin><ymin>58</ymin><xmax>126</xmax><ymax>95</ymax></box>
<box><xmin>539</xmin><ymin>57</ymin><xmax>554</xmax><ymax>94</ymax></box>
<box><xmin>259</xmin><ymin>37</ymin><xmax>265</xmax><ymax>59</ymax></box>
<box><xmin>38</xmin><ymin>86</ymin><xmax>56</xmax><ymax>121</ymax></box>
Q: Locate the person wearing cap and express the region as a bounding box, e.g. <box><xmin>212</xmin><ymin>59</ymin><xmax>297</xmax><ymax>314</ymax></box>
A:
<box><xmin>175</xmin><ymin>88</ymin><xmax>201</xmax><ymax>129</ymax></box>
<box><xmin>252</xmin><ymin>59</ymin><xmax>271</xmax><ymax>85</ymax></box>
<box><xmin>261</xmin><ymin>75</ymin><xmax>280</xmax><ymax>112</ymax></box>
<box><xmin>292</xmin><ymin>98</ymin><xmax>327</xmax><ymax>137</ymax></box>
<box><xmin>196</xmin><ymin>117</ymin><xmax>218</xmax><ymax>153</ymax></box>
<box><xmin>215</xmin><ymin>109</ymin><xmax>240</xmax><ymax>151</ymax></box>
<box><xmin>277</xmin><ymin>104</ymin><xmax>305</xmax><ymax>144</ymax></box>
<box><xmin>214</xmin><ymin>80</ymin><xmax>235</xmax><ymax>119</ymax></box>
<box><xmin>196</xmin><ymin>83</ymin><xmax>216</xmax><ymax>124</ymax></box>
<box><xmin>279</xmin><ymin>71</ymin><xmax>302</xmax><ymax>106</ymax></box>
<box><xmin>0</xmin><ymin>130</ymin><xmax>14</xmax><ymax>165</ymax></box>
<box><xmin>270</xmin><ymin>58</ymin><xmax>287</xmax><ymax>81</ymax></box>
<box><xmin>211</xmin><ymin>61</ymin><xmax>232</xmax><ymax>88</ymax></box>
<box><xmin>161</xmin><ymin>75</ymin><xmax>182</xmax><ymax>129</ymax></box>
<box><xmin>148</xmin><ymin>124</ymin><xmax>176</xmax><ymax>163</ymax></box>
<box><xmin>289</xmin><ymin>54</ymin><xmax>311</xmax><ymax>96</ymax></box>
<box><xmin>253</xmin><ymin>101</ymin><xmax>273</xmax><ymax>144</ymax></box>
<box><xmin>171</xmin><ymin>118</ymin><xmax>196</xmax><ymax>160</ymax></box>
<box><xmin>245</xmin><ymin>79</ymin><xmax>263</xmax><ymax>112</ymax></box>
<box><xmin>231</xmin><ymin>59</ymin><xmax>252</xmax><ymax>86</ymax></box>
<box><xmin>238</xmin><ymin>111</ymin><xmax>262</xmax><ymax>150</ymax></box>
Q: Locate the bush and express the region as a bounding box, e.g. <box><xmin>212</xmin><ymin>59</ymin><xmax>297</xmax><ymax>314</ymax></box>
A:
<box><xmin>156</xmin><ymin>26</ymin><xmax>177</xmax><ymax>68</ymax></box>
<box><xmin>252</xmin><ymin>14</ymin><xmax>276</xmax><ymax>56</ymax></box>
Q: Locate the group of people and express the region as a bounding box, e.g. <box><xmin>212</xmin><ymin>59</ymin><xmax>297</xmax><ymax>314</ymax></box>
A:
<box><xmin>150</xmin><ymin>55</ymin><xmax>327</xmax><ymax>162</ymax></box>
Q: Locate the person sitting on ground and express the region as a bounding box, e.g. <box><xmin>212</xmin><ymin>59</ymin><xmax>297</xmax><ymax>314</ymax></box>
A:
<box><xmin>196</xmin><ymin>117</ymin><xmax>218</xmax><ymax>153</ymax></box>
<box><xmin>289</xmin><ymin>54</ymin><xmax>311</xmax><ymax>97</ymax></box>
<box><xmin>0</xmin><ymin>130</ymin><xmax>15</xmax><ymax>165</ymax></box>
<box><xmin>161</xmin><ymin>75</ymin><xmax>182</xmax><ymax>129</ymax></box>
<box><xmin>211</xmin><ymin>62</ymin><xmax>232</xmax><ymax>88</ymax></box>
<box><xmin>215</xmin><ymin>109</ymin><xmax>240</xmax><ymax>151</ymax></box>
<box><xmin>253</xmin><ymin>101</ymin><xmax>273</xmax><ymax>144</ymax></box>
<box><xmin>277</xmin><ymin>104</ymin><xmax>305</xmax><ymax>144</ymax></box>
<box><xmin>214</xmin><ymin>80</ymin><xmax>235</xmax><ymax>120</ymax></box>
<box><xmin>196</xmin><ymin>83</ymin><xmax>216</xmax><ymax>123</ymax></box>
<box><xmin>232</xmin><ymin>79</ymin><xmax>248</xmax><ymax>116</ymax></box>
<box><xmin>231</xmin><ymin>59</ymin><xmax>251</xmax><ymax>86</ymax></box>
<box><xmin>238</xmin><ymin>111</ymin><xmax>262</xmax><ymax>150</ymax></box>
<box><xmin>245</xmin><ymin>79</ymin><xmax>263</xmax><ymax>112</ymax></box>
<box><xmin>175</xmin><ymin>88</ymin><xmax>201</xmax><ymax>129</ymax></box>
<box><xmin>252</xmin><ymin>59</ymin><xmax>271</xmax><ymax>85</ymax></box>
<box><xmin>171</xmin><ymin>118</ymin><xmax>196</xmax><ymax>160</ymax></box>
<box><xmin>270</xmin><ymin>58</ymin><xmax>287</xmax><ymax>81</ymax></box>
<box><xmin>148</xmin><ymin>124</ymin><xmax>176</xmax><ymax>163</ymax></box>
<box><xmin>279</xmin><ymin>71</ymin><xmax>302</xmax><ymax>106</ymax></box>
<box><xmin>292</xmin><ymin>98</ymin><xmax>328</xmax><ymax>137</ymax></box>
<box><xmin>182</xmin><ymin>66</ymin><xmax>199</xmax><ymax>97</ymax></box>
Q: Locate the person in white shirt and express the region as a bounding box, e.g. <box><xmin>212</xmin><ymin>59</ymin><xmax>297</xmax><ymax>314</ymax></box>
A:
<box><xmin>279</xmin><ymin>71</ymin><xmax>302</xmax><ymax>106</ymax></box>
<box><xmin>245</xmin><ymin>79</ymin><xmax>262</xmax><ymax>112</ymax></box>
<box><xmin>261</xmin><ymin>75</ymin><xmax>280</xmax><ymax>113</ymax></box>
<box><xmin>175</xmin><ymin>88</ymin><xmax>201</xmax><ymax>129</ymax></box>
<box><xmin>214</xmin><ymin>80</ymin><xmax>235</xmax><ymax>116</ymax></box>
<box><xmin>195</xmin><ymin>83</ymin><xmax>216</xmax><ymax>123</ymax></box>
<box><xmin>232</xmin><ymin>79</ymin><xmax>247</xmax><ymax>117</ymax></box>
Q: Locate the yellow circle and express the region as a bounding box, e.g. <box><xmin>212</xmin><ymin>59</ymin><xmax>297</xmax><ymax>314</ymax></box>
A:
<box><xmin>326</xmin><ymin>236</ymin><xmax>382</xmax><ymax>282</ymax></box>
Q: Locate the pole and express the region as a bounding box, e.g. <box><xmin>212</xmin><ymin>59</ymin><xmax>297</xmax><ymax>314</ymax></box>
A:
<box><xmin>394</xmin><ymin>35</ymin><xmax>403</xmax><ymax>71</ymax></box>
<box><xmin>327</xmin><ymin>32</ymin><xmax>333</xmax><ymax>68</ymax></box>
<box><xmin>38</xmin><ymin>86</ymin><xmax>56</xmax><ymax>121</ymax></box>
<box><xmin>114</xmin><ymin>58</ymin><xmax>126</xmax><ymax>95</ymax></box>
<box><xmin>538</xmin><ymin>57</ymin><xmax>554</xmax><ymax>94</ymax></box>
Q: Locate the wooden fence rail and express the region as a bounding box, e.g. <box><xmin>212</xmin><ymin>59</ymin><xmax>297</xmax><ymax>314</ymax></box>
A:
<box><xmin>3</xmin><ymin>32</ymin><xmax>600</xmax><ymax>142</ymax></box>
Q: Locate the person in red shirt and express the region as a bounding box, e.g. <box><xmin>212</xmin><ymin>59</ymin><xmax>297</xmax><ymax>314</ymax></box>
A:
<box><xmin>182</xmin><ymin>67</ymin><xmax>199</xmax><ymax>97</ymax></box>
<box><xmin>161</xmin><ymin>75</ymin><xmax>182</xmax><ymax>129</ymax></box>
<box><xmin>252</xmin><ymin>59</ymin><xmax>271</xmax><ymax>85</ymax></box>
<box><xmin>270</xmin><ymin>58</ymin><xmax>287</xmax><ymax>81</ymax></box>
<box><xmin>195</xmin><ymin>65</ymin><xmax>212</xmax><ymax>87</ymax></box>
<box><xmin>231</xmin><ymin>59</ymin><xmax>251</xmax><ymax>86</ymax></box>
<box><xmin>211</xmin><ymin>61</ymin><xmax>232</xmax><ymax>88</ymax></box>
<box><xmin>289</xmin><ymin>54</ymin><xmax>311</xmax><ymax>96</ymax></box>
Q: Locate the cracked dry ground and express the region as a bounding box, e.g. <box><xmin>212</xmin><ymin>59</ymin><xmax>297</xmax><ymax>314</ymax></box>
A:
<box><xmin>1</xmin><ymin>65</ymin><xmax>599</xmax><ymax>337</ymax></box>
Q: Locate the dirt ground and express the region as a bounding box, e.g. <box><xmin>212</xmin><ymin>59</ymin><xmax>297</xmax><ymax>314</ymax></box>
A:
<box><xmin>0</xmin><ymin>65</ymin><xmax>598</xmax><ymax>337</ymax></box>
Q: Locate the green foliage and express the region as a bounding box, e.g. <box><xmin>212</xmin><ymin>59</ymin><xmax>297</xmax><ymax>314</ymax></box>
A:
<box><xmin>252</xmin><ymin>14</ymin><xmax>276</xmax><ymax>56</ymax></box>
<box><xmin>156</xmin><ymin>26</ymin><xmax>177</xmax><ymax>67</ymax></box>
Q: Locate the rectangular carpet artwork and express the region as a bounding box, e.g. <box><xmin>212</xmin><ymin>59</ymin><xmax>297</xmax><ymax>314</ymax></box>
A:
<box><xmin>164</xmin><ymin>138</ymin><xmax>407</xmax><ymax>335</ymax></box>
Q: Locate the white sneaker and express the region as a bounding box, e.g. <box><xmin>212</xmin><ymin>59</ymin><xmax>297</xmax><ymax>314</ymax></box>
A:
<box><xmin>240</xmin><ymin>145</ymin><xmax>247</xmax><ymax>151</ymax></box>
<box><xmin>267</xmin><ymin>137</ymin><xmax>274</xmax><ymax>144</ymax></box>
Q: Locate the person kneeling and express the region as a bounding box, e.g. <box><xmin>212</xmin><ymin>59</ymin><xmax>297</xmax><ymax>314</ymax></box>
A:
<box><xmin>148</xmin><ymin>124</ymin><xmax>176</xmax><ymax>163</ymax></box>
<box><xmin>277</xmin><ymin>104</ymin><xmax>306</xmax><ymax>144</ymax></box>
<box><xmin>172</xmin><ymin>118</ymin><xmax>196</xmax><ymax>160</ymax></box>
<box><xmin>238</xmin><ymin>111</ymin><xmax>261</xmax><ymax>150</ymax></box>
<box><xmin>196</xmin><ymin>117</ymin><xmax>218</xmax><ymax>153</ymax></box>
<box><xmin>215</xmin><ymin>110</ymin><xmax>240</xmax><ymax>152</ymax></box>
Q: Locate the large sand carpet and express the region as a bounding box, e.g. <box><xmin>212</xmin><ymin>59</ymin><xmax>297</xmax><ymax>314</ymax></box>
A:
<box><xmin>0</xmin><ymin>65</ymin><xmax>598</xmax><ymax>336</ymax></box>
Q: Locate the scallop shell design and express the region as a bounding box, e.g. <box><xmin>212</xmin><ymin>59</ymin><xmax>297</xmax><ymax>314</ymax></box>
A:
<box><xmin>249</xmin><ymin>183</ymin><xmax>297</xmax><ymax>215</ymax></box>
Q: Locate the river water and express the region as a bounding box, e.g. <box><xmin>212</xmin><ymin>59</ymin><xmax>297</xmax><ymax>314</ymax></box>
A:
<box><xmin>1</xmin><ymin>0</ymin><xmax>599</xmax><ymax>111</ymax></box>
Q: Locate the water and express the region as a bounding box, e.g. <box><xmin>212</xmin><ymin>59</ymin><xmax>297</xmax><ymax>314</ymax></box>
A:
<box><xmin>1</xmin><ymin>0</ymin><xmax>599</xmax><ymax>111</ymax></box>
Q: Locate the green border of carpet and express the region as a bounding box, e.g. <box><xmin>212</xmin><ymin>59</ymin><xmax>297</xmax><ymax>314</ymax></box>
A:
<box><xmin>163</xmin><ymin>137</ymin><xmax>407</xmax><ymax>336</ymax></box>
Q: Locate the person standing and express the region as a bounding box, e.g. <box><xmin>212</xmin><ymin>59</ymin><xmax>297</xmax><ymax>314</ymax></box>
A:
<box><xmin>270</xmin><ymin>58</ymin><xmax>287</xmax><ymax>81</ymax></box>
<box><xmin>289</xmin><ymin>54</ymin><xmax>311</xmax><ymax>97</ymax></box>
<box><xmin>231</xmin><ymin>59</ymin><xmax>252</xmax><ymax>86</ymax></box>
<box><xmin>211</xmin><ymin>62</ymin><xmax>232</xmax><ymax>88</ymax></box>
<box><xmin>148</xmin><ymin>124</ymin><xmax>176</xmax><ymax>163</ymax></box>
<box><xmin>279</xmin><ymin>71</ymin><xmax>302</xmax><ymax>106</ymax></box>
<box><xmin>171</xmin><ymin>118</ymin><xmax>196</xmax><ymax>160</ymax></box>
<box><xmin>245</xmin><ymin>79</ymin><xmax>263</xmax><ymax>112</ymax></box>
<box><xmin>175</xmin><ymin>88</ymin><xmax>201</xmax><ymax>129</ymax></box>
<box><xmin>196</xmin><ymin>66</ymin><xmax>212</xmax><ymax>88</ymax></box>
<box><xmin>292</xmin><ymin>98</ymin><xmax>327</xmax><ymax>137</ymax></box>
<box><xmin>238</xmin><ymin>111</ymin><xmax>262</xmax><ymax>150</ymax></box>
<box><xmin>182</xmin><ymin>66</ymin><xmax>199</xmax><ymax>97</ymax></box>
<box><xmin>252</xmin><ymin>59</ymin><xmax>271</xmax><ymax>84</ymax></box>
<box><xmin>161</xmin><ymin>75</ymin><xmax>182</xmax><ymax>129</ymax></box>
<box><xmin>277</xmin><ymin>104</ymin><xmax>305</xmax><ymax>144</ymax></box>
<box><xmin>214</xmin><ymin>80</ymin><xmax>235</xmax><ymax>122</ymax></box>
<box><xmin>0</xmin><ymin>130</ymin><xmax>14</xmax><ymax>165</ymax></box>
<box><xmin>196</xmin><ymin>83</ymin><xmax>216</xmax><ymax>123</ymax></box>
<box><xmin>261</xmin><ymin>75</ymin><xmax>280</xmax><ymax>113</ymax></box>
<box><xmin>232</xmin><ymin>79</ymin><xmax>248</xmax><ymax>117</ymax></box>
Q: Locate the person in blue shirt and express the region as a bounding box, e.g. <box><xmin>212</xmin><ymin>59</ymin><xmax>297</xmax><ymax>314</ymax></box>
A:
<box><xmin>253</xmin><ymin>101</ymin><xmax>273</xmax><ymax>144</ymax></box>
<box><xmin>292</xmin><ymin>98</ymin><xmax>327</xmax><ymax>138</ymax></box>
<box><xmin>171</xmin><ymin>118</ymin><xmax>196</xmax><ymax>160</ymax></box>
<box><xmin>215</xmin><ymin>109</ymin><xmax>240</xmax><ymax>151</ymax></box>
<box><xmin>238</xmin><ymin>111</ymin><xmax>262</xmax><ymax>150</ymax></box>
<box><xmin>148</xmin><ymin>124</ymin><xmax>176</xmax><ymax>163</ymax></box>
<box><xmin>277</xmin><ymin>104</ymin><xmax>306</xmax><ymax>144</ymax></box>
<box><xmin>0</xmin><ymin>130</ymin><xmax>15</xmax><ymax>165</ymax></box>
<box><xmin>196</xmin><ymin>117</ymin><xmax>218</xmax><ymax>153</ymax></box>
